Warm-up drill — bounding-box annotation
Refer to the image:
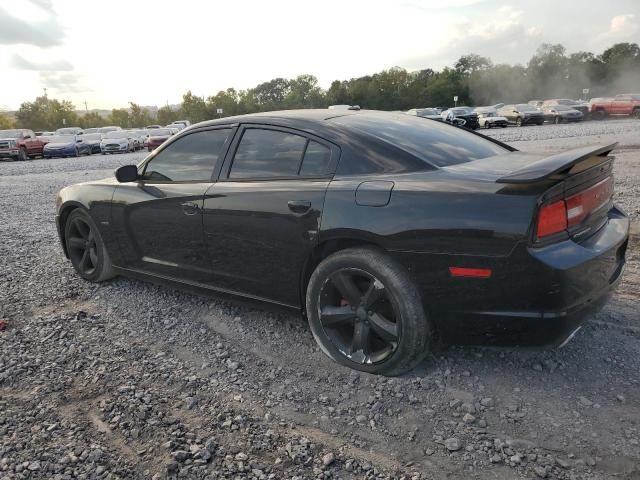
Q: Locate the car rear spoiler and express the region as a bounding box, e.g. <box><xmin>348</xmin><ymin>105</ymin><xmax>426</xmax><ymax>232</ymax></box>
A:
<box><xmin>496</xmin><ymin>143</ymin><xmax>617</xmax><ymax>184</ymax></box>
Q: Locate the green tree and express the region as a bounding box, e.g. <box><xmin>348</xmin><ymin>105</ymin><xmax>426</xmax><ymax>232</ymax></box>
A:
<box><xmin>181</xmin><ymin>91</ymin><xmax>208</xmax><ymax>123</ymax></box>
<box><xmin>79</xmin><ymin>112</ymin><xmax>107</xmax><ymax>128</ymax></box>
<box><xmin>157</xmin><ymin>106</ymin><xmax>179</xmax><ymax>125</ymax></box>
<box><xmin>0</xmin><ymin>112</ymin><xmax>14</xmax><ymax>129</ymax></box>
<box><xmin>108</xmin><ymin>108</ymin><xmax>130</xmax><ymax>128</ymax></box>
<box><xmin>129</xmin><ymin>102</ymin><xmax>154</xmax><ymax>127</ymax></box>
<box><xmin>285</xmin><ymin>75</ymin><xmax>324</xmax><ymax>108</ymax></box>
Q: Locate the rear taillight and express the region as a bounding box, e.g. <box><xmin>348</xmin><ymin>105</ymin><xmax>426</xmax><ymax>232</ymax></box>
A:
<box><xmin>536</xmin><ymin>200</ymin><xmax>567</xmax><ymax>239</ymax></box>
<box><xmin>536</xmin><ymin>176</ymin><xmax>613</xmax><ymax>241</ymax></box>
<box><xmin>565</xmin><ymin>177</ymin><xmax>613</xmax><ymax>227</ymax></box>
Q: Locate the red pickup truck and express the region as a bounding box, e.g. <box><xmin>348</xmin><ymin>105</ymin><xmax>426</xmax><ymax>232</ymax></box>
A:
<box><xmin>590</xmin><ymin>94</ymin><xmax>640</xmax><ymax>120</ymax></box>
<box><xmin>0</xmin><ymin>129</ymin><xmax>48</xmax><ymax>161</ymax></box>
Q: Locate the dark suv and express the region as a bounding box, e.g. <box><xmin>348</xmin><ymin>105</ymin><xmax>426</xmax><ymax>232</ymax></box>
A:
<box><xmin>497</xmin><ymin>104</ymin><xmax>544</xmax><ymax>126</ymax></box>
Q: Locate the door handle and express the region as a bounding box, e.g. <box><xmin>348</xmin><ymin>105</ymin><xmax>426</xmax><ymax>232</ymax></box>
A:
<box><xmin>181</xmin><ymin>202</ymin><xmax>200</xmax><ymax>215</ymax></box>
<box><xmin>287</xmin><ymin>200</ymin><xmax>311</xmax><ymax>214</ymax></box>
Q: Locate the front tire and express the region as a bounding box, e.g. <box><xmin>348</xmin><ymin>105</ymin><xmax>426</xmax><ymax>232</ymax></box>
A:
<box><xmin>306</xmin><ymin>247</ymin><xmax>432</xmax><ymax>376</ymax></box>
<box><xmin>515</xmin><ymin>117</ymin><xmax>523</xmax><ymax>127</ymax></box>
<box><xmin>18</xmin><ymin>148</ymin><xmax>28</xmax><ymax>161</ymax></box>
<box><xmin>65</xmin><ymin>209</ymin><xmax>114</xmax><ymax>282</ymax></box>
<box><xmin>554</xmin><ymin>116</ymin><xmax>561</xmax><ymax>124</ymax></box>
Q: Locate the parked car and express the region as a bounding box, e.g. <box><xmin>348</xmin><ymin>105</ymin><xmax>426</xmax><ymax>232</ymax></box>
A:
<box><xmin>528</xmin><ymin>100</ymin><xmax>544</xmax><ymax>108</ymax></box>
<box><xmin>0</xmin><ymin>129</ymin><xmax>47</xmax><ymax>161</ymax></box>
<box><xmin>165</xmin><ymin>124</ymin><xmax>185</xmax><ymax>132</ymax></box>
<box><xmin>125</xmin><ymin>130</ymin><xmax>143</xmax><ymax>150</ymax></box>
<box><xmin>440</xmin><ymin>107</ymin><xmax>479</xmax><ymax>129</ymax></box>
<box><xmin>99</xmin><ymin>126</ymin><xmax>123</xmax><ymax>134</ymax></box>
<box><xmin>53</xmin><ymin>109</ymin><xmax>629</xmax><ymax>375</ymax></box>
<box><xmin>170</xmin><ymin>120</ymin><xmax>191</xmax><ymax>129</ymax></box>
<box><xmin>477</xmin><ymin>111</ymin><xmax>508</xmax><ymax>128</ymax></box>
<box><xmin>540</xmin><ymin>104</ymin><xmax>584</xmax><ymax>124</ymax></box>
<box><xmin>132</xmin><ymin>129</ymin><xmax>150</xmax><ymax>149</ymax></box>
<box><xmin>146</xmin><ymin>128</ymin><xmax>174</xmax><ymax>151</ymax></box>
<box><xmin>56</xmin><ymin>127</ymin><xmax>84</xmax><ymax>136</ymax></box>
<box><xmin>405</xmin><ymin>108</ymin><xmax>442</xmax><ymax>120</ymax></box>
<box><xmin>43</xmin><ymin>135</ymin><xmax>91</xmax><ymax>158</ymax></box>
<box><xmin>497</xmin><ymin>104</ymin><xmax>544</xmax><ymax>126</ymax></box>
<box><xmin>590</xmin><ymin>94</ymin><xmax>640</xmax><ymax>120</ymax></box>
<box><xmin>100</xmin><ymin>131</ymin><xmax>136</xmax><ymax>154</ymax></box>
<box><xmin>84</xmin><ymin>128</ymin><xmax>100</xmax><ymax>134</ymax></box>
<box><xmin>82</xmin><ymin>133</ymin><xmax>103</xmax><ymax>153</ymax></box>
<box><xmin>542</xmin><ymin>99</ymin><xmax>590</xmax><ymax>117</ymax></box>
<box><xmin>146</xmin><ymin>124</ymin><xmax>163</xmax><ymax>129</ymax></box>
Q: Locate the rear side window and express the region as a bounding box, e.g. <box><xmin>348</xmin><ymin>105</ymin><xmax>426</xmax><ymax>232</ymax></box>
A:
<box><xmin>300</xmin><ymin>140</ymin><xmax>331</xmax><ymax>176</ymax></box>
<box><xmin>331</xmin><ymin>112</ymin><xmax>508</xmax><ymax>168</ymax></box>
<box><xmin>143</xmin><ymin>129</ymin><xmax>230</xmax><ymax>182</ymax></box>
<box><xmin>230</xmin><ymin>129</ymin><xmax>307</xmax><ymax>178</ymax></box>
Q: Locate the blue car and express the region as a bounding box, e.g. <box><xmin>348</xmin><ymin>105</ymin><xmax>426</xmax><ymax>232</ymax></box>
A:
<box><xmin>43</xmin><ymin>135</ymin><xmax>92</xmax><ymax>158</ymax></box>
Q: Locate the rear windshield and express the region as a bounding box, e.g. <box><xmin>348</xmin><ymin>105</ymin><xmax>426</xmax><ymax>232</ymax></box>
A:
<box><xmin>331</xmin><ymin>112</ymin><xmax>508</xmax><ymax>167</ymax></box>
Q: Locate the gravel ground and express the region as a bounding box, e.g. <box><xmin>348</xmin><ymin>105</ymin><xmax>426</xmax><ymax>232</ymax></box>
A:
<box><xmin>1</xmin><ymin>121</ymin><xmax>639</xmax><ymax>480</ymax></box>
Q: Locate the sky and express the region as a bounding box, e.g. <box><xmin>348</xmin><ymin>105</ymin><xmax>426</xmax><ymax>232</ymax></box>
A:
<box><xmin>1</xmin><ymin>0</ymin><xmax>639</xmax><ymax>111</ymax></box>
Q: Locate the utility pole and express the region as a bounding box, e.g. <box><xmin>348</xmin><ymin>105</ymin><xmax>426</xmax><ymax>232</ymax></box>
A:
<box><xmin>43</xmin><ymin>87</ymin><xmax>47</xmax><ymax>98</ymax></box>
<box><xmin>84</xmin><ymin>101</ymin><xmax>88</xmax><ymax>113</ymax></box>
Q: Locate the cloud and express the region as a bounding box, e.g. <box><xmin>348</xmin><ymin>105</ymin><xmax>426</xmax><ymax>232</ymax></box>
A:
<box><xmin>39</xmin><ymin>71</ymin><xmax>89</xmax><ymax>94</ymax></box>
<box><xmin>607</xmin><ymin>14</ymin><xmax>639</xmax><ymax>37</ymax></box>
<box><xmin>10</xmin><ymin>53</ymin><xmax>73</xmax><ymax>72</ymax></box>
<box><xmin>0</xmin><ymin>3</ymin><xmax>64</xmax><ymax>47</ymax></box>
<box><xmin>398</xmin><ymin>6</ymin><xmax>543</xmax><ymax>69</ymax></box>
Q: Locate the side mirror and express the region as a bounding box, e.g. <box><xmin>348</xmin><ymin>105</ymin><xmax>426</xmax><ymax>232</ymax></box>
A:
<box><xmin>115</xmin><ymin>164</ymin><xmax>139</xmax><ymax>183</ymax></box>
<box><xmin>77</xmin><ymin>139</ymin><xmax>83</xmax><ymax>143</ymax></box>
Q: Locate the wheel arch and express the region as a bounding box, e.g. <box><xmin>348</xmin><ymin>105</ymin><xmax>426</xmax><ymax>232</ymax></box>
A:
<box><xmin>299</xmin><ymin>233</ymin><xmax>386</xmax><ymax>311</ymax></box>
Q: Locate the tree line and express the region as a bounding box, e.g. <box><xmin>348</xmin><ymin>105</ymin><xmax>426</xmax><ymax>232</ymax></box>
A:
<box><xmin>2</xmin><ymin>42</ymin><xmax>638</xmax><ymax>130</ymax></box>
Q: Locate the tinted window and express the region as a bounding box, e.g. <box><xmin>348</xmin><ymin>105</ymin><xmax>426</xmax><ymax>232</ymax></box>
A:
<box><xmin>300</xmin><ymin>141</ymin><xmax>331</xmax><ymax>176</ymax></box>
<box><xmin>331</xmin><ymin>112</ymin><xmax>508</xmax><ymax>168</ymax></box>
<box><xmin>143</xmin><ymin>129</ymin><xmax>230</xmax><ymax>182</ymax></box>
<box><xmin>230</xmin><ymin>129</ymin><xmax>306</xmax><ymax>178</ymax></box>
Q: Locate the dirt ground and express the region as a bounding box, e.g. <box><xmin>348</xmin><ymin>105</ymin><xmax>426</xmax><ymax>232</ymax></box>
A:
<box><xmin>1</xmin><ymin>121</ymin><xmax>639</xmax><ymax>479</ymax></box>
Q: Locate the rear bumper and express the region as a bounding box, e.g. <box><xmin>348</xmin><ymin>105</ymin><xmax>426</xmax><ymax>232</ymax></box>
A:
<box><xmin>395</xmin><ymin>206</ymin><xmax>630</xmax><ymax>347</ymax></box>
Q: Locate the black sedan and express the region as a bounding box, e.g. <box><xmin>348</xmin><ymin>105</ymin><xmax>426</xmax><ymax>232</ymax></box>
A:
<box><xmin>55</xmin><ymin>110</ymin><xmax>629</xmax><ymax>375</ymax></box>
<box><xmin>441</xmin><ymin>107</ymin><xmax>480</xmax><ymax>129</ymax></box>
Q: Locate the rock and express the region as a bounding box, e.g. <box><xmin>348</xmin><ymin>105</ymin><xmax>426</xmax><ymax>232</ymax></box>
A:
<box><xmin>28</xmin><ymin>461</ymin><xmax>40</xmax><ymax>471</ymax></box>
<box><xmin>478</xmin><ymin>419</ymin><xmax>487</xmax><ymax>428</ymax></box>
<box><xmin>556</xmin><ymin>457</ymin><xmax>571</xmax><ymax>468</ymax></box>
<box><xmin>235</xmin><ymin>452</ymin><xmax>248</xmax><ymax>461</ymax></box>
<box><xmin>616</xmin><ymin>394</ymin><xmax>626</xmax><ymax>403</ymax></box>
<box><xmin>444</xmin><ymin>438</ymin><xmax>462</xmax><ymax>451</ymax></box>
<box><xmin>578</xmin><ymin>396</ymin><xmax>593</xmax><ymax>406</ymax></box>
<box><xmin>449</xmin><ymin>399</ymin><xmax>462</xmax><ymax>408</ymax></box>
<box><xmin>533</xmin><ymin>363</ymin><xmax>543</xmax><ymax>371</ymax></box>
<box><xmin>172</xmin><ymin>450</ymin><xmax>188</xmax><ymax>462</ymax></box>
<box><xmin>355</xmin><ymin>414</ymin><xmax>367</xmax><ymax>423</ymax></box>
<box><xmin>185</xmin><ymin>396</ymin><xmax>197</xmax><ymax>409</ymax></box>
<box><xmin>462</xmin><ymin>413</ymin><xmax>476</xmax><ymax>424</ymax></box>
<box><xmin>490</xmin><ymin>454</ymin><xmax>502</xmax><ymax>463</ymax></box>
<box><xmin>510</xmin><ymin>454</ymin><xmax>521</xmax><ymax>464</ymax></box>
<box><xmin>480</xmin><ymin>397</ymin><xmax>494</xmax><ymax>407</ymax></box>
<box><xmin>322</xmin><ymin>452</ymin><xmax>335</xmax><ymax>466</ymax></box>
<box><xmin>461</xmin><ymin>402</ymin><xmax>476</xmax><ymax>414</ymax></box>
<box><xmin>534</xmin><ymin>466</ymin><xmax>548</xmax><ymax>478</ymax></box>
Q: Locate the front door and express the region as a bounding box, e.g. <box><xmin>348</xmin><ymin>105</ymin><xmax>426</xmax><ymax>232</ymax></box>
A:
<box><xmin>202</xmin><ymin>125</ymin><xmax>338</xmax><ymax>306</ymax></box>
<box><xmin>110</xmin><ymin>127</ymin><xmax>234</xmax><ymax>283</ymax></box>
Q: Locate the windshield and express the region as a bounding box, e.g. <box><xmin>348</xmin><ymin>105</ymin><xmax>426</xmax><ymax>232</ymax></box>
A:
<box><xmin>516</xmin><ymin>104</ymin><xmax>538</xmax><ymax>111</ymax></box>
<box><xmin>56</xmin><ymin>128</ymin><xmax>80</xmax><ymax>134</ymax></box>
<box><xmin>48</xmin><ymin>135</ymin><xmax>75</xmax><ymax>143</ymax></box>
<box><xmin>83</xmin><ymin>133</ymin><xmax>102</xmax><ymax>140</ymax></box>
<box><xmin>416</xmin><ymin>108</ymin><xmax>439</xmax><ymax>116</ymax></box>
<box><xmin>331</xmin><ymin>112</ymin><xmax>508</xmax><ymax>168</ymax></box>
<box><xmin>104</xmin><ymin>131</ymin><xmax>127</xmax><ymax>139</ymax></box>
<box><xmin>150</xmin><ymin>129</ymin><xmax>172</xmax><ymax>136</ymax></box>
<box><xmin>100</xmin><ymin>127</ymin><xmax>120</xmax><ymax>133</ymax></box>
<box><xmin>0</xmin><ymin>130</ymin><xmax>22</xmax><ymax>138</ymax></box>
<box><xmin>84</xmin><ymin>128</ymin><xmax>99</xmax><ymax>134</ymax></box>
<box><xmin>547</xmin><ymin>105</ymin><xmax>572</xmax><ymax>111</ymax></box>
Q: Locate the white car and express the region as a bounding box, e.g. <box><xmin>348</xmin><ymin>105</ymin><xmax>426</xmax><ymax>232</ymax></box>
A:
<box><xmin>474</xmin><ymin>108</ymin><xmax>509</xmax><ymax>128</ymax></box>
<box><xmin>100</xmin><ymin>131</ymin><xmax>136</xmax><ymax>154</ymax></box>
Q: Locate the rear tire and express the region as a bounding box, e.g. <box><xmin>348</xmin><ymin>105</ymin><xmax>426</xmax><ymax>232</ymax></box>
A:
<box><xmin>594</xmin><ymin>109</ymin><xmax>606</xmax><ymax>120</ymax></box>
<box><xmin>554</xmin><ymin>116</ymin><xmax>561</xmax><ymax>124</ymax></box>
<box><xmin>633</xmin><ymin>108</ymin><xmax>640</xmax><ymax>119</ymax></box>
<box><xmin>65</xmin><ymin>209</ymin><xmax>114</xmax><ymax>283</ymax></box>
<box><xmin>515</xmin><ymin>117</ymin><xmax>523</xmax><ymax>127</ymax></box>
<box><xmin>306</xmin><ymin>247</ymin><xmax>432</xmax><ymax>376</ymax></box>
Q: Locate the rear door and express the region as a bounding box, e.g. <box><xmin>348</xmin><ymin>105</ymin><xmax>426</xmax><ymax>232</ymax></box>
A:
<box><xmin>110</xmin><ymin>127</ymin><xmax>234</xmax><ymax>283</ymax></box>
<box><xmin>202</xmin><ymin>125</ymin><xmax>339</xmax><ymax>306</ymax></box>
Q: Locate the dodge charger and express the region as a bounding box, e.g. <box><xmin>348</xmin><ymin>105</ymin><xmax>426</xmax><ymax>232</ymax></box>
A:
<box><xmin>55</xmin><ymin>110</ymin><xmax>629</xmax><ymax>375</ymax></box>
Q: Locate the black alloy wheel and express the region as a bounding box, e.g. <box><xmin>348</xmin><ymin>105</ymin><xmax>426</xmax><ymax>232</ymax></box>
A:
<box><xmin>318</xmin><ymin>268</ymin><xmax>398</xmax><ymax>365</ymax></box>
<box><xmin>516</xmin><ymin>117</ymin><xmax>523</xmax><ymax>127</ymax></box>
<box><xmin>306</xmin><ymin>247</ymin><xmax>431</xmax><ymax>375</ymax></box>
<box><xmin>65</xmin><ymin>209</ymin><xmax>114</xmax><ymax>282</ymax></box>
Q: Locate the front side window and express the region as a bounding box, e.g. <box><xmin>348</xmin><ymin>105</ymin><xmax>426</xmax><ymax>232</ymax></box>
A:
<box><xmin>229</xmin><ymin>129</ymin><xmax>307</xmax><ymax>179</ymax></box>
<box><xmin>143</xmin><ymin>129</ymin><xmax>230</xmax><ymax>182</ymax></box>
